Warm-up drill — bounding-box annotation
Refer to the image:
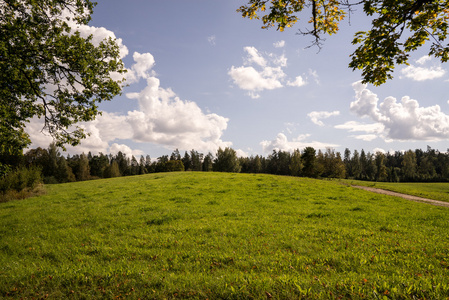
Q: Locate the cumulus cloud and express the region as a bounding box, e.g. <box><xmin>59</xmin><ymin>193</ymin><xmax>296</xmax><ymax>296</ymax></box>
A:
<box><xmin>126</xmin><ymin>52</ymin><xmax>156</xmax><ymax>84</ymax></box>
<box><xmin>287</xmin><ymin>76</ymin><xmax>306</xmax><ymax>87</ymax></box>
<box><xmin>26</xmin><ymin>27</ymin><xmax>232</xmax><ymax>155</ymax></box>
<box><xmin>308</xmin><ymin>111</ymin><xmax>340</xmax><ymax>126</ymax></box>
<box><xmin>273</xmin><ymin>40</ymin><xmax>285</xmax><ymax>48</ymax></box>
<box><xmin>308</xmin><ymin>69</ymin><xmax>320</xmax><ymax>84</ymax></box>
<box><xmin>272</xmin><ymin>54</ymin><xmax>288</xmax><ymax>67</ymax></box>
<box><xmin>401</xmin><ymin>65</ymin><xmax>445</xmax><ymax>81</ymax></box>
<box><xmin>109</xmin><ymin>143</ymin><xmax>144</xmax><ymax>158</ymax></box>
<box><xmin>351</xmin><ymin>134</ymin><xmax>378</xmax><ymax>141</ymax></box>
<box><xmin>26</xmin><ymin>114</ymin><xmax>141</xmax><ymax>157</ymax></box>
<box><xmin>416</xmin><ymin>55</ymin><xmax>431</xmax><ymax>65</ymax></box>
<box><xmin>373</xmin><ymin>147</ymin><xmax>386</xmax><ymax>154</ymax></box>
<box><xmin>401</xmin><ymin>56</ymin><xmax>446</xmax><ymax>81</ymax></box>
<box><xmin>125</xmin><ymin>76</ymin><xmax>231</xmax><ymax>151</ymax></box>
<box><xmin>334</xmin><ymin>121</ymin><xmax>384</xmax><ymax>133</ymax></box>
<box><xmin>335</xmin><ymin>121</ymin><xmax>384</xmax><ymax>141</ymax></box>
<box><xmin>64</xmin><ymin>14</ymin><xmax>129</xmax><ymax>59</ymax></box>
<box><xmin>207</xmin><ymin>35</ymin><xmax>216</xmax><ymax>46</ymax></box>
<box><xmin>228</xmin><ymin>65</ymin><xmax>285</xmax><ymax>98</ymax></box>
<box><xmin>229</xmin><ymin>45</ymin><xmax>309</xmax><ymax>98</ymax></box>
<box><xmin>244</xmin><ymin>46</ymin><xmax>267</xmax><ymax>67</ymax></box>
<box><xmin>348</xmin><ymin>81</ymin><xmax>449</xmax><ymax>141</ymax></box>
<box><xmin>260</xmin><ymin>133</ymin><xmax>339</xmax><ymax>153</ymax></box>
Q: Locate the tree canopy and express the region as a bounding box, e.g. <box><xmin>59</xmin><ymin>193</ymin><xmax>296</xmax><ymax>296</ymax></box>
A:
<box><xmin>238</xmin><ymin>0</ymin><xmax>449</xmax><ymax>85</ymax></box>
<box><xmin>0</xmin><ymin>0</ymin><xmax>126</xmax><ymax>158</ymax></box>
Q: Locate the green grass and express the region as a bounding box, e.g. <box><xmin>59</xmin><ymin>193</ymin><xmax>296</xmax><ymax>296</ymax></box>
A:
<box><xmin>1</xmin><ymin>172</ymin><xmax>449</xmax><ymax>299</ymax></box>
<box><xmin>345</xmin><ymin>179</ymin><xmax>449</xmax><ymax>202</ymax></box>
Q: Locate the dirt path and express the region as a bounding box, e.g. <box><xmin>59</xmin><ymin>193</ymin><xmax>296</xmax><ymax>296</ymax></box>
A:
<box><xmin>352</xmin><ymin>185</ymin><xmax>449</xmax><ymax>208</ymax></box>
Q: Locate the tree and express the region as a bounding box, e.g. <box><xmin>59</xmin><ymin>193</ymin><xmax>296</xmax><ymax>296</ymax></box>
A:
<box><xmin>252</xmin><ymin>155</ymin><xmax>263</xmax><ymax>173</ymax></box>
<box><xmin>374</xmin><ymin>152</ymin><xmax>388</xmax><ymax>181</ymax></box>
<box><xmin>190</xmin><ymin>150</ymin><xmax>203</xmax><ymax>171</ymax></box>
<box><xmin>202</xmin><ymin>152</ymin><xmax>214</xmax><ymax>171</ymax></box>
<box><xmin>44</xmin><ymin>142</ymin><xmax>60</xmax><ymax>181</ymax></box>
<box><xmin>76</xmin><ymin>153</ymin><xmax>90</xmax><ymax>181</ymax></box>
<box><xmin>267</xmin><ymin>150</ymin><xmax>291</xmax><ymax>175</ymax></box>
<box><xmin>213</xmin><ymin>147</ymin><xmax>241</xmax><ymax>173</ymax></box>
<box><xmin>1</xmin><ymin>0</ymin><xmax>126</xmax><ymax>158</ymax></box>
<box><xmin>238</xmin><ymin>0</ymin><xmax>449</xmax><ymax>85</ymax></box>
<box><xmin>138</xmin><ymin>155</ymin><xmax>147</xmax><ymax>175</ymax></box>
<box><xmin>350</xmin><ymin>149</ymin><xmax>361</xmax><ymax>179</ymax></box>
<box><xmin>24</xmin><ymin>147</ymin><xmax>48</xmax><ymax>169</ymax></box>
<box><xmin>182</xmin><ymin>152</ymin><xmax>192</xmax><ymax>171</ymax></box>
<box><xmin>114</xmin><ymin>152</ymin><xmax>129</xmax><ymax>176</ymax></box>
<box><xmin>364</xmin><ymin>152</ymin><xmax>377</xmax><ymax>180</ymax></box>
<box><xmin>289</xmin><ymin>149</ymin><xmax>303</xmax><ymax>176</ymax></box>
<box><xmin>314</xmin><ymin>150</ymin><xmax>325</xmax><ymax>177</ymax></box>
<box><xmin>104</xmin><ymin>160</ymin><xmax>120</xmax><ymax>178</ymax></box>
<box><xmin>170</xmin><ymin>149</ymin><xmax>181</xmax><ymax>161</ymax></box>
<box><xmin>301</xmin><ymin>147</ymin><xmax>316</xmax><ymax>177</ymax></box>
<box><xmin>402</xmin><ymin>150</ymin><xmax>417</xmax><ymax>180</ymax></box>
<box><xmin>89</xmin><ymin>153</ymin><xmax>109</xmax><ymax>178</ymax></box>
<box><xmin>320</xmin><ymin>148</ymin><xmax>345</xmax><ymax>178</ymax></box>
<box><xmin>55</xmin><ymin>156</ymin><xmax>76</xmax><ymax>183</ymax></box>
<box><xmin>164</xmin><ymin>160</ymin><xmax>185</xmax><ymax>172</ymax></box>
<box><xmin>359</xmin><ymin>149</ymin><xmax>368</xmax><ymax>180</ymax></box>
<box><xmin>130</xmin><ymin>155</ymin><xmax>139</xmax><ymax>176</ymax></box>
<box><xmin>145</xmin><ymin>155</ymin><xmax>154</xmax><ymax>173</ymax></box>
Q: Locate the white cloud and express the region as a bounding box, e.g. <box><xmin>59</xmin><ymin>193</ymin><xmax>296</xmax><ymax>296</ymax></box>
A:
<box><xmin>126</xmin><ymin>52</ymin><xmax>156</xmax><ymax>84</ymax></box>
<box><xmin>350</xmin><ymin>81</ymin><xmax>383</xmax><ymax>120</ymax></box>
<box><xmin>26</xmin><ymin>47</ymin><xmax>232</xmax><ymax>155</ymax></box>
<box><xmin>68</xmin><ymin>20</ymin><xmax>129</xmax><ymax>59</ymax></box>
<box><xmin>125</xmin><ymin>76</ymin><xmax>231</xmax><ymax>152</ymax></box>
<box><xmin>350</xmin><ymin>134</ymin><xmax>378</xmax><ymax>141</ymax></box>
<box><xmin>287</xmin><ymin>75</ymin><xmax>306</xmax><ymax>87</ymax></box>
<box><xmin>334</xmin><ymin>121</ymin><xmax>384</xmax><ymax>133</ymax></box>
<box><xmin>25</xmin><ymin>113</ymin><xmax>135</xmax><ymax>155</ymax></box>
<box><xmin>349</xmin><ymin>81</ymin><xmax>449</xmax><ymax>141</ymax></box>
<box><xmin>244</xmin><ymin>46</ymin><xmax>267</xmax><ymax>67</ymax></box>
<box><xmin>416</xmin><ymin>55</ymin><xmax>431</xmax><ymax>65</ymax></box>
<box><xmin>260</xmin><ymin>133</ymin><xmax>339</xmax><ymax>153</ymax></box>
<box><xmin>307</xmin><ymin>111</ymin><xmax>340</xmax><ymax>126</ymax></box>
<box><xmin>207</xmin><ymin>35</ymin><xmax>216</xmax><ymax>46</ymax></box>
<box><xmin>235</xmin><ymin>149</ymin><xmax>249</xmax><ymax>158</ymax></box>
<box><xmin>308</xmin><ymin>69</ymin><xmax>320</xmax><ymax>84</ymax></box>
<box><xmin>401</xmin><ymin>65</ymin><xmax>445</xmax><ymax>81</ymax></box>
<box><xmin>273</xmin><ymin>40</ymin><xmax>285</xmax><ymax>48</ymax></box>
<box><xmin>228</xmin><ymin>65</ymin><xmax>284</xmax><ymax>98</ymax></box>
<box><xmin>229</xmin><ymin>45</ymin><xmax>310</xmax><ymax>98</ymax></box>
<box><xmin>401</xmin><ymin>56</ymin><xmax>446</xmax><ymax>81</ymax></box>
<box><xmin>25</xmin><ymin>117</ymin><xmax>53</xmax><ymax>149</ymax></box>
<box><xmin>273</xmin><ymin>54</ymin><xmax>288</xmax><ymax>67</ymax></box>
<box><xmin>373</xmin><ymin>147</ymin><xmax>386</xmax><ymax>154</ymax></box>
<box><xmin>109</xmin><ymin>143</ymin><xmax>144</xmax><ymax>158</ymax></box>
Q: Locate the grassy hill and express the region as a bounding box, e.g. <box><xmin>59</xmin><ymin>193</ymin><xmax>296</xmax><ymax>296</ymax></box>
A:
<box><xmin>343</xmin><ymin>179</ymin><xmax>449</xmax><ymax>203</ymax></box>
<box><xmin>1</xmin><ymin>172</ymin><xmax>449</xmax><ymax>299</ymax></box>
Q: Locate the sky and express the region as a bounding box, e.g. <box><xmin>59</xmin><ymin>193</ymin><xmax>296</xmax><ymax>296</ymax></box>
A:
<box><xmin>26</xmin><ymin>1</ymin><xmax>449</xmax><ymax>159</ymax></box>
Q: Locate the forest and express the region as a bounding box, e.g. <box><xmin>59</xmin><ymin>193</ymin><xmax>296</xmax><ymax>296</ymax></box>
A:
<box><xmin>2</xmin><ymin>144</ymin><xmax>449</xmax><ymax>189</ymax></box>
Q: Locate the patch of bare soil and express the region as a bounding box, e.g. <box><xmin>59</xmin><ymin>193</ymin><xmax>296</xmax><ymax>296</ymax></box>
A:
<box><xmin>352</xmin><ymin>185</ymin><xmax>449</xmax><ymax>208</ymax></box>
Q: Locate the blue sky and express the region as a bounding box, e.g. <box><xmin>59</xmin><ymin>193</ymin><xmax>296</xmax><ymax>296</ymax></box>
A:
<box><xmin>27</xmin><ymin>1</ymin><xmax>449</xmax><ymax>158</ymax></box>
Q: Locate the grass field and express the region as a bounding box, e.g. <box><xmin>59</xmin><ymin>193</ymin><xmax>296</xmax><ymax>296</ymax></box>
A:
<box><xmin>344</xmin><ymin>180</ymin><xmax>449</xmax><ymax>203</ymax></box>
<box><xmin>1</xmin><ymin>172</ymin><xmax>449</xmax><ymax>299</ymax></box>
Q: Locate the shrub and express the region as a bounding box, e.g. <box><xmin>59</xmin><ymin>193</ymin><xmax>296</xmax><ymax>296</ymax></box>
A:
<box><xmin>44</xmin><ymin>176</ymin><xmax>59</xmax><ymax>184</ymax></box>
<box><xmin>0</xmin><ymin>166</ymin><xmax>43</xmax><ymax>194</ymax></box>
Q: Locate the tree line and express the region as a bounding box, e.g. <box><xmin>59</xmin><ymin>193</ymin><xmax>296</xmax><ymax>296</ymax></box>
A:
<box><xmin>3</xmin><ymin>143</ymin><xmax>449</xmax><ymax>185</ymax></box>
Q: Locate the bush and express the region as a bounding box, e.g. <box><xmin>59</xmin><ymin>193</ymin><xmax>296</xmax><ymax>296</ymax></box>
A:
<box><xmin>44</xmin><ymin>176</ymin><xmax>59</xmax><ymax>184</ymax></box>
<box><xmin>0</xmin><ymin>166</ymin><xmax>43</xmax><ymax>193</ymax></box>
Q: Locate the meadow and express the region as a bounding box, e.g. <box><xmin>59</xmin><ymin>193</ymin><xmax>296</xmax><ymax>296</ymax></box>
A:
<box><xmin>345</xmin><ymin>180</ymin><xmax>449</xmax><ymax>203</ymax></box>
<box><xmin>1</xmin><ymin>172</ymin><xmax>448</xmax><ymax>299</ymax></box>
